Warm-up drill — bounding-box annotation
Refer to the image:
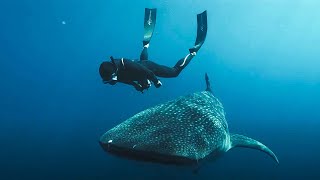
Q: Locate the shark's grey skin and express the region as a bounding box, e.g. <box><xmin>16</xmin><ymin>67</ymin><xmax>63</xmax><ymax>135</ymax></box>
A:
<box><xmin>100</xmin><ymin>74</ymin><xmax>279</xmax><ymax>165</ymax></box>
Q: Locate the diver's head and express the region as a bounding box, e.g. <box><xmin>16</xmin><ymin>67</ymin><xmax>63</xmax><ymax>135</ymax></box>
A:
<box><xmin>99</xmin><ymin>61</ymin><xmax>116</xmax><ymax>83</ymax></box>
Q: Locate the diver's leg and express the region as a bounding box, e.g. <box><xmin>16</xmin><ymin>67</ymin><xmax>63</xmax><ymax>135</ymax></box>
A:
<box><xmin>172</xmin><ymin>52</ymin><xmax>196</xmax><ymax>75</ymax></box>
<box><xmin>139</xmin><ymin>61</ymin><xmax>176</xmax><ymax>77</ymax></box>
<box><xmin>150</xmin><ymin>10</ymin><xmax>206</xmax><ymax>76</ymax></box>
<box><xmin>139</xmin><ymin>54</ymin><xmax>195</xmax><ymax>78</ymax></box>
<box><xmin>140</xmin><ymin>10</ymin><xmax>207</xmax><ymax>77</ymax></box>
<box><xmin>139</xmin><ymin>44</ymin><xmax>149</xmax><ymax>61</ymax></box>
<box><xmin>161</xmin><ymin>11</ymin><xmax>207</xmax><ymax>75</ymax></box>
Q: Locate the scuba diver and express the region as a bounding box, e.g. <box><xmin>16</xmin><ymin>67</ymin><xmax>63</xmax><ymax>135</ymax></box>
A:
<box><xmin>99</xmin><ymin>8</ymin><xmax>207</xmax><ymax>93</ymax></box>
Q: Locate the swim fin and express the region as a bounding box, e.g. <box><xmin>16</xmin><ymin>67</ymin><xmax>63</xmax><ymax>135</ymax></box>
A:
<box><xmin>143</xmin><ymin>8</ymin><xmax>157</xmax><ymax>46</ymax></box>
<box><xmin>189</xmin><ymin>10</ymin><xmax>207</xmax><ymax>53</ymax></box>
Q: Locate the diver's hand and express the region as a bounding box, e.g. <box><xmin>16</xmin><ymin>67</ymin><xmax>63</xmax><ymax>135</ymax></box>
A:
<box><xmin>154</xmin><ymin>80</ymin><xmax>162</xmax><ymax>88</ymax></box>
<box><xmin>134</xmin><ymin>84</ymin><xmax>144</xmax><ymax>93</ymax></box>
<box><xmin>141</xmin><ymin>80</ymin><xmax>151</xmax><ymax>90</ymax></box>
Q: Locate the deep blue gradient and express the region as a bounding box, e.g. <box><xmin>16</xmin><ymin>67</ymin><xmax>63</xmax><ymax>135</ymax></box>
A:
<box><xmin>1</xmin><ymin>0</ymin><xmax>320</xmax><ymax>179</ymax></box>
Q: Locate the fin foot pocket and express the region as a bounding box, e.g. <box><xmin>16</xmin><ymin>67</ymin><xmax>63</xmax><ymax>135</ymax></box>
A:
<box><xmin>189</xmin><ymin>10</ymin><xmax>207</xmax><ymax>53</ymax></box>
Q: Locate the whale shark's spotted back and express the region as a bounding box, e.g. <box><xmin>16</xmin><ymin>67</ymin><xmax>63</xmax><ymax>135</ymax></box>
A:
<box><xmin>100</xmin><ymin>74</ymin><xmax>279</xmax><ymax>165</ymax></box>
<box><xmin>100</xmin><ymin>91</ymin><xmax>230</xmax><ymax>163</ymax></box>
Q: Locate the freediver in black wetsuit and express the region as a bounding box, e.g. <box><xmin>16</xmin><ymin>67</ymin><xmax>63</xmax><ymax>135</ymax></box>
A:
<box><xmin>99</xmin><ymin>8</ymin><xmax>207</xmax><ymax>93</ymax></box>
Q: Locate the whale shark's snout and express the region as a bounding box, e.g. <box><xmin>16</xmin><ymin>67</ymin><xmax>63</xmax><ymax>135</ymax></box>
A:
<box><xmin>99</xmin><ymin>139</ymin><xmax>112</xmax><ymax>152</ymax></box>
<box><xmin>99</xmin><ymin>139</ymin><xmax>131</xmax><ymax>158</ymax></box>
<box><xmin>99</xmin><ymin>136</ymin><xmax>195</xmax><ymax>165</ymax></box>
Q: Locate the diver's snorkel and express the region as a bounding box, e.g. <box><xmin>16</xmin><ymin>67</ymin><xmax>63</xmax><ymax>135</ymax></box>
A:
<box><xmin>102</xmin><ymin>56</ymin><xmax>119</xmax><ymax>84</ymax></box>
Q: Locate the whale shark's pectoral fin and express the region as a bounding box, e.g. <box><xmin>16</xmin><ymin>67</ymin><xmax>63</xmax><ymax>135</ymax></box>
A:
<box><xmin>230</xmin><ymin>134</ymin><xmax>279</xmax><ymax>164</ymax></box>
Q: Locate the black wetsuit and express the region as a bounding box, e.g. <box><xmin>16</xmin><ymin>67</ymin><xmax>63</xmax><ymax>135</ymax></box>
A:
<box><xmin>103</xmin><ymin>9</ymin><xmax>207</xmax><ymax>92</ymax></box>
<box><xmin>111</xmin><ymin>46</ymin><xmax>195</xmax><ymax>92</ymax></box>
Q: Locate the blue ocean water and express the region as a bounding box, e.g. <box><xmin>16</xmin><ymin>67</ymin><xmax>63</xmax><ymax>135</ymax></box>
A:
<box><xmin>1</xmin><ymin>0</ymin><xmax>320</xmax><ymax>179</ymax></box>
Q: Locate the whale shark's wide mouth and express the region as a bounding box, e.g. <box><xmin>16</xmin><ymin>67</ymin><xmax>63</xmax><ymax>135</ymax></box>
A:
<box><xmin>99</xmin><ymin>140</ymin><xmax>196</xmax><ymax>166</ymax></box>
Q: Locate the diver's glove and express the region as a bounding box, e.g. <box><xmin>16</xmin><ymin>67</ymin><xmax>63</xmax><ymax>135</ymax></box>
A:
<box><xmin>141</xmin><ymin>79</ymin><xmax>151</xmax><ymax>89</ymax></box>
<box><xmin>154</xmin><ymin>80</ymin><xmax>162</xmax><ymax>88</ymax></box>
<box><xmin>134</xmin><ymin>84</ymin><xmax>144</xmax><ymax>93</ymax></box>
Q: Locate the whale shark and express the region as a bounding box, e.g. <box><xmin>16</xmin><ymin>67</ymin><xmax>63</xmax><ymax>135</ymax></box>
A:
<box><xmin>99</xmin><ymin>74</ymin><xmax>279</xmax><ymax>166</ymax></box>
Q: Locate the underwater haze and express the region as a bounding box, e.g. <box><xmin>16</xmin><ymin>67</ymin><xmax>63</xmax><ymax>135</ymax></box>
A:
<box><xmin>1</xmin><ymin>0</ymin><xmax>320</xmax><ymax>179</ymax></box>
